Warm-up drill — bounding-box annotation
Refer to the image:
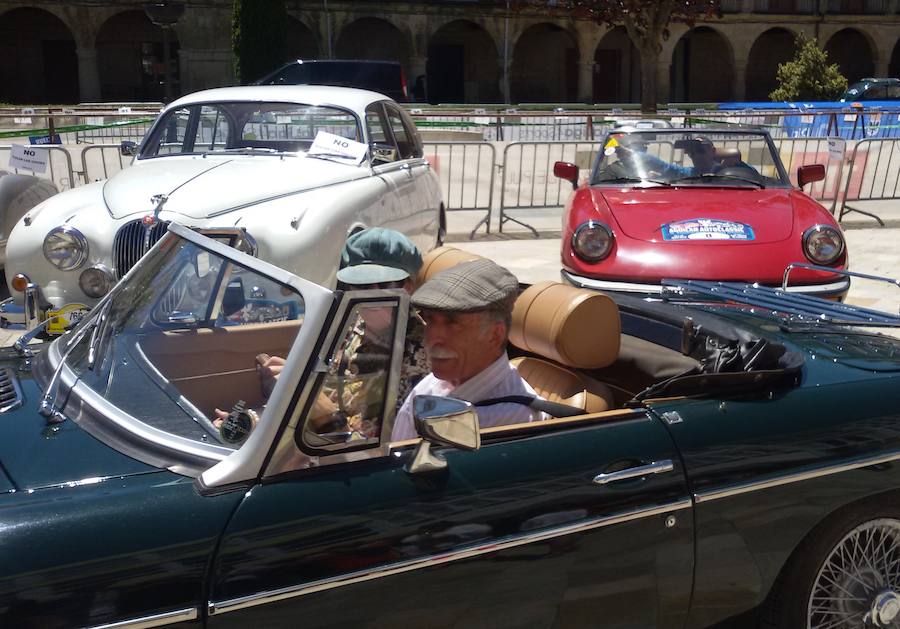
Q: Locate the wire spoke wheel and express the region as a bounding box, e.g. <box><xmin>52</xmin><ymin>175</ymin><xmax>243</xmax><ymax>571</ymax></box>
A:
<box><xmin>808</xmin><ymin>518</ymin><xmax>900</xmax><ymax>628</ymax></box>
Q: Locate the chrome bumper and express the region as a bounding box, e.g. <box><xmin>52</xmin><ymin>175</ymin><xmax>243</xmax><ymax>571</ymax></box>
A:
<box><xmin>561</xmin><ymin>269</ymin><xmax>851</xmax><ymax>298</ymax></box>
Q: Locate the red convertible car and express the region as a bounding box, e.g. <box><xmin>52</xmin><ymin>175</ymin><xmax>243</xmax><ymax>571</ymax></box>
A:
<box><xmin>554</xmin><ymin>129</ymin><xmax>849</xmax><ymax>298</ymax></box>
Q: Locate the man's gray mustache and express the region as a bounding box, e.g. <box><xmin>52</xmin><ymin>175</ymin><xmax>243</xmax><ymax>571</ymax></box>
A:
<box><xmin>427</xmin><ymin>348</ymin><xmax>459</xmax><ymax>360</ymax></box>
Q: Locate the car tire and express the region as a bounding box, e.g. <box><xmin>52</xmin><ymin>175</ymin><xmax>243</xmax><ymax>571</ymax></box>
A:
<box><xmin>761</xmin><ymin>500</ymin><xmax>900</xmax><ymax>628</ymax></box>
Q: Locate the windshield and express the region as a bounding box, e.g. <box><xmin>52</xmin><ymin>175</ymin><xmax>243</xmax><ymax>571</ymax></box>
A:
<box><xmin>62</xmin><ymin>231</ymin><xmax>306</xmax><ymax>451</ymax></box>
<box><xmin>591</xmin><ymin>130</ymin><xmax>789</xmax><ymax>188</ymax></box>
<box><xmin>139</xmin><ymin>101</ymin><xmax>361</xmax><ymax>157</ymax></box>
<box><xmin>841</xmin><ymin>82</ymin><xmax>869</xmax><ymax>99</ymax></box>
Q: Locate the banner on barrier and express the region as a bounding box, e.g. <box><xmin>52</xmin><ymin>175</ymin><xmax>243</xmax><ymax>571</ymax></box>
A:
<box><xmin>9</xmin><ymin>144</ymin><xmax>48</xmax><ymax>173</ymax></box>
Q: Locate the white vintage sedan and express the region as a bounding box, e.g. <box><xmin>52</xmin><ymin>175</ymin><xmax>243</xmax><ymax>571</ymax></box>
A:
<box><xmin>2</xmin><ymin>85</ymin><xmax>443</xmax><ymax>330</ymax></box>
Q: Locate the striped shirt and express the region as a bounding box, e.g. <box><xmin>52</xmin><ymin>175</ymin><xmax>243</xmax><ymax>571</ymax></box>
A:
<box><xmin>390</xmin><ymin>351</ymin><xmax>543</xmax><ymax>441</ymax></box>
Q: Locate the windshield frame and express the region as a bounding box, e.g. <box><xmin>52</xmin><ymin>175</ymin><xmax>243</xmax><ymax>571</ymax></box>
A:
<box><xmin>36</xmin><ymin>223</ymin><xmax>335</xmax><ymax>478</ymax></box>
<box><xmin>589</xmin><ymin>128</ymin><xmax>791</xmax><ymax>188</ymax></box>
<box><xmin>136</xmin><ymin>99</ymin><xmax>365</xmax><ymax>160</ymax></box>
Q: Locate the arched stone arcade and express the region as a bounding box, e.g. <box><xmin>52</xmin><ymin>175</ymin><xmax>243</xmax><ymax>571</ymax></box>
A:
<box><xmin>745</xmin><ymin>28</ymin><xmax>796</xmax><ymax>101</ymax></box>
<box><xmin>96</xmin><ymin>10</ymin><xmax>180</xmax><ymax>102</ymax></box>
<box><xmin>511</xmin><ymin>23</ymin><xmax>578</xmax><ymax>103</ymax></box>
<box><xmin>670</xmin><ymin>27</ymin><xmax>734</xmax><ymax>103</ymax></box>
<box><xmin>825</xmin><ymin>28</ymin><xmax>875</xmax><ymax>85</ymax></box>
<box><xmin>593</xmin><ymin>26</ymin><xmax>640</xmax><ymax>104</ymax></box>
<box><xmin>0</xmin><ymin>7</ymin><xmax>78</xmax><ymax>103</ymax></box>
<box><xmin>426</xmin><ymin>20</ymin><xmax>499</xmax><ymax>104</ymax></box>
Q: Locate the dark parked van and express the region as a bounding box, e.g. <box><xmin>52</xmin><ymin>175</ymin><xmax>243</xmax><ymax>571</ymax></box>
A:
<box><xmin>256</xmin><ymin>60</ymin><xmax>408</xmax><ymax>102</ymax></box>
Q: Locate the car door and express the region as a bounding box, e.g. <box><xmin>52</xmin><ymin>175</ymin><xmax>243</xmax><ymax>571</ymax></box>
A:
<box><xmin>365</xmin><ymin>102</ymin><xmax>419</xmax><ymax>241</ymax></box>
<box><xmin>383</xmin><ymin>102</ymin><xmax>440</xmax><ymax>246</ymax></box>
<box><xmin>206</xmin><ymin>291</ymin><xmax>695</xmax><ymax>628</ymax></box>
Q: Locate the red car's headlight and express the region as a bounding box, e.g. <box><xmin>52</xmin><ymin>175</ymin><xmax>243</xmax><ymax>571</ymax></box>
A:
<box><xmin>572</xmin><ymin>221</ymin><xmax>614</xmax><ymax>262</ymax></box>
<box><xmin>803</xmin><ymin>225</ymin><xmax>844</xmax><ymax>265</ymax></box>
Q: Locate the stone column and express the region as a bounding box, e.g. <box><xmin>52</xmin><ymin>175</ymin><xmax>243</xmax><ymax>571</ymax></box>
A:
<box><xmin>409</xmin><ymin>54</ymin><xmax>427</xmax><ymax>95</ymax></box>
<box><xmin>577</xmin><ymin>59</ymin><xmax>594</xmax><ymax>104</ymax></box>
<box><xmin>732</xmin><ymin>58</ymin><xmax>747</xmax><ymax>102</ymax></box>
<box><xmin>76</xmin><ymin>47</ymin><xmax>101</xmax><ymax>103</ymax></box>
<box><xmin>657</xmin><ymin>61</ymin><xmax>671</xmax><ymax>107</ymax></box>
<box><xmin>498</xmin><ymin>56</ymin><xmax>512</xmax><ymax>104</ymax></box>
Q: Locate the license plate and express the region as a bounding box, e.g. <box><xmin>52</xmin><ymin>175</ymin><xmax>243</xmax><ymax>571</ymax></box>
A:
<box><xmin>46</xmin><ymin>303</ymin><xmax>90</xmax><ymax>335</ymax></box>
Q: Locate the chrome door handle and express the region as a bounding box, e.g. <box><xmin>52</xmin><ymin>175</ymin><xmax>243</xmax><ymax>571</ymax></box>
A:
<box><xmin>593</xmin><ymin>460</ymin><xmax>674</xmax><ymax>485</ymax></box>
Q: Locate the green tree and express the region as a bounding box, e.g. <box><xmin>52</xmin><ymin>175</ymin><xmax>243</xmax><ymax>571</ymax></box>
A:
<box><xmin>514</xmin><ymin>1</ymin><xmax>721</xmax><ymax>112</ymax></box>
<box><xmin>769</xmin><ymin>34</ymin><xmax>848</xmax><ymax>102</ymax></box>
<box><xmin>232</xmin><ymin>0</ymin><xmax>287</xmax><ymax>84</ymax></box>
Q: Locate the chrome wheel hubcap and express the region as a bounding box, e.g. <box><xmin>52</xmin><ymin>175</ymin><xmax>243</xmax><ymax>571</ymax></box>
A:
<box><xmin>808</xmin><ymin>518</ymin><xmax>900</xmax><ymax>628</ymax></box>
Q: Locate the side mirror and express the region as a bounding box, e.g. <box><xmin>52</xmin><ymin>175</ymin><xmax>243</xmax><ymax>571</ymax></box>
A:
<box><xmin>371</xmin><ymin>143</ymin><xmax>398</xmax><ymax>164</ymax></box>
<box><xmin>553</xmin><ymin>161</ymin><xmax>579</xmax><ymax>189</ymax></box>
<box><xmin>120</xmin><ymin>140</ymin><xmax>138</xmax><ymax>157</ymax></box>
<box><xmin>405</xmin><ymin>395</ymin><xmax>480</xmax><ymax>474</ymax></box>
<box><xmin>797</xmin><ymin>164</ymin><xmax>825</xmax><ymax>189</ymax></box>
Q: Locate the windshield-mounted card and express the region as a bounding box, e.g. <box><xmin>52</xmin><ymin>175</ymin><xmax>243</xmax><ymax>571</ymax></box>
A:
<box><xmin>307</xmin><ymin>131</ymin><xmax>368</xmax><ymax>165</ymax></box>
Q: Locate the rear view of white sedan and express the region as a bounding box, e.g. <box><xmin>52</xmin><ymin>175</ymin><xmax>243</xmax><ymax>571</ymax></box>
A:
<box><xmin>3</xmin><ymin>85</ymin><xmax>443</xmax><ymax>331</ymax></box>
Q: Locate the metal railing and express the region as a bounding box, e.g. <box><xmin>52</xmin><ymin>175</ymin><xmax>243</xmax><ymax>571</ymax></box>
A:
<box><xmin>839</xmin><ymin>138</ymin><xmax>900</xmax><ymax>226</ymax></box>
<box><xmin>422</xmin><ymin>142</ymin><xmax>496</xmax><ymax>237</ymax></box>
<box><xmin>0</xmin><ymin>145</ymin><xmax>77</xmax><ymax>191</ymax></box>
<box><xmin>81</xmin><ymin>144</ymin><xmax>133</xmax><ymax>183</ymax></box>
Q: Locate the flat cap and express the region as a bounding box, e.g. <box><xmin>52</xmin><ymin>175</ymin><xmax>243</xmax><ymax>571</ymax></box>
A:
<box><xmin>337</xmin><ymin>228</ymin><xmax>422</xmax><ymax>286</ymax></box>
<box><xmin>412</xmin><ymin>258</ymin><xmax>518</xmax><ymax>312</ymax></box>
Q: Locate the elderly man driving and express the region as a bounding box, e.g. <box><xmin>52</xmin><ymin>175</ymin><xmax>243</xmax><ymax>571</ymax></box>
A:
<box><xmin>391</xmin><ymin>258</ymin><xmax>544</xmax><ymax>441</ymax></box>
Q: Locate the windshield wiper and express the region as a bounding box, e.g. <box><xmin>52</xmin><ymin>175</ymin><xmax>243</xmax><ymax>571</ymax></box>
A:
<box><xmin>87</xmin><ymin>300</ymin><xmax>113</xmax><ymax>370</ymax></box>
<box><xmin>595</xmin><ymin>176</ymin><xmax>672</xmax><ymax>187</ymax></box>
<box><xmin>38</xmin><ymin>308</ymin><xmax>108</xmax><ymax>424</ymax></box>
<box><xmin>670</xmin><ymin>173</ymin><xmax>764</xmax><ymax>188</ymax></box>
<box><xmin>205</xmin><ymin>147</ymin><xmax>284</xmax><ymax>155</ymax></box>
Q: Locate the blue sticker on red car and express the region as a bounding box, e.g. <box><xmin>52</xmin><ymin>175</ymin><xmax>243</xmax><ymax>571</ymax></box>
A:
<box><xmin>661</xmin><ymin>218</ymin><xmax>755</xmax><ymax>241</ymax></box>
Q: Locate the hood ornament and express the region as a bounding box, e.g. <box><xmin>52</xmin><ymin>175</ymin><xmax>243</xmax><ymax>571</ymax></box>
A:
<box><xmin>144</xmin><ymin>193</ymin><xmax>169</xmax><ymax>249</ymax></box>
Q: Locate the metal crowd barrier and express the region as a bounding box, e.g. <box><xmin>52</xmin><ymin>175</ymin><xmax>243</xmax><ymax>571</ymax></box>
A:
<box><xmin>499</xmin><ymin>141</ymin><xmax>599</xmax><ymax>236</ymax></box>
<box><xmin>81</xmin><ymin>144</ymin><xmax>132</xmax><ymax>183</ymax></box>
<box><xmin>0</xmin><ymin>144</ymin><xmax>77</xmax><ymax>191</ymax></box>
<box><xmin>839</xmin><ymin>138</ymin><xmax>900</xmax><ymax>226</ymax></box>
<box><xmin>421</xmin><ymin>142</ymin><xmax>495</xmax><ymax>238</ymax></box>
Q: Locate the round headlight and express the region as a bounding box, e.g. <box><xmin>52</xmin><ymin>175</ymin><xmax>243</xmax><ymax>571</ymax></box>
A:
<box><xmin>79</xmin><ymin>265</ymin><xmax>114</xmax><ymax>299</ymax></box>
<box><xmin>43</xmin><ymin>226</ymin><xmax>88</xmax><ymax>271</ymax></box>
<box><xmin>572</xmin><ymin>221</ymin><xmax>614</xmax><ymax>262</ymax></box>
<box><xmin>803</xmin><ymin>225</ymin><xmax>844</xmax><ymax>265</ymax></box>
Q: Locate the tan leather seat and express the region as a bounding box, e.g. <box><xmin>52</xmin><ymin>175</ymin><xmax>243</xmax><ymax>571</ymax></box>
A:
<box><xmin>716</xmin><ymin>147</ymin><xmax>742</xmax><ymax>167</ymax></box>
<box><xmin>417</xmin><ymin>246</ymin><xmax>485</xmax><ymax>284</ymax></box>
<box><xmin>509</xmin><ymin>282</ymin><xmax>620</xmax><ymax>414</ymax></box>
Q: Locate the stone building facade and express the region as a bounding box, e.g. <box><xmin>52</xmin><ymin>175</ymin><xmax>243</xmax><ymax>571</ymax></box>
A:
<box><xmin>1</xmin><ymin>0</ymin><xmax>899</xmax><ymax>105</ymax></box>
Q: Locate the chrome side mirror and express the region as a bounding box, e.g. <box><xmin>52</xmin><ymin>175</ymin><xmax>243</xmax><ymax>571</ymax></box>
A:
<box><xmin>406</xmin><ymin>395</ymin><xmax>480</xmax><ymax>474</ymax></box>
<box><xmin>371</xmin><ymin>143</ymin><xmax>398</xmax><ymax>164</ymax></box>
<box><xmin>120</xmin><ymin>140</ymin><xmax>138</xmax><ymax>156</ymax></box>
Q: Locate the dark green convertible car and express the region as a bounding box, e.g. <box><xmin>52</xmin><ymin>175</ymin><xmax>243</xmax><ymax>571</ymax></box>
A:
<box><xmin>2</xmin><ymin>224</ymin><xmax>900</xmax><ymax>628</ymax></box>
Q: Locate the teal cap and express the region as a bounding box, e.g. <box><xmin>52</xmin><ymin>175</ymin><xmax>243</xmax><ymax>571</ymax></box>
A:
<box><xmin>337</xmin><ymin>228</ymin><xmax>423</xmax><ymax>286</ymax></box>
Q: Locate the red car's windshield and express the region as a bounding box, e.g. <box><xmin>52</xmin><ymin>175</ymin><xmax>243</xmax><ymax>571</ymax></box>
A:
<box><xmin>591</xmin><ymin>130</ymin><xmax>791</xmax><ymax>189</ymax></box>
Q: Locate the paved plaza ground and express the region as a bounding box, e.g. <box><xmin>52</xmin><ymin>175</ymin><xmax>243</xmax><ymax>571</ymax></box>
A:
<box><xmin>0</xmin><ymin>199</ymin><xmax>896</xmax><ymax>348</ymax></box>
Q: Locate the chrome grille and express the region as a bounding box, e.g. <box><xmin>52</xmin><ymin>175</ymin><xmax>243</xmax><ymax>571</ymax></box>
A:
<box><xmin>0</xmin><ymin>368</ymin><xmax>23</xmax><ymax>413</ymax></box>
<box><xmin>112</xmin><ymin>220</ymin><xmax>170</xmax><ymax>279</ymax></box>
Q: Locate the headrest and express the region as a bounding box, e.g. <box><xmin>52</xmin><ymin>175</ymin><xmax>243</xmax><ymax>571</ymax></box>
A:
<box><xmin>417</xmin><ymin>246</ymin><xmax>485</xmax><ymax>284</ymax></box>
<box><xmin>510</xmin><ymin>282</ymin><xmax>620</xmax><ymax>369</ymax></box>
<box><xmin>716</xmin><ymin>147</ymin><xmax>741</xmax><ymax>161</ymax></box>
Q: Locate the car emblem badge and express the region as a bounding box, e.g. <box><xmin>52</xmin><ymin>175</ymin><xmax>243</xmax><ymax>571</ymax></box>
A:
<box><xmin>661</xmin><ymin>411</ymin><xmax>683</xmax><ymax>425</ymax></box>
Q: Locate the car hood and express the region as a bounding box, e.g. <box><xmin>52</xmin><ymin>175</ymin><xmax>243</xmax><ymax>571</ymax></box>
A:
<box><xmin>0</xmin><ymin>348</ymin><xmax>159</xmax><ymax>492</ymax></box>
<box><xmin>102</xmin><ymin>155</ymin><xmax>370</xmax><ymax>219</ymax></box>
<box><xmin>599</xmin><ymin>187</ymin><xmax>794</xmax><ymax>244</ymax></box>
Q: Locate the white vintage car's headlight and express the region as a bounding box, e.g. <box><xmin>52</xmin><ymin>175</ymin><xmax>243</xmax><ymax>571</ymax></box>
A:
<box><xmin>43</xmin><ymin>226</ymin><xmax>89</xmax><ymax>271</ymax></box>
<box><xmin>79</xmin><ymin>265</ymin><xmax>115</xmax><ymax>298</ymax></box>
<box><xmin>572</xmin><ymin>221</ymin><xmax>614</xmax><ymax>262</ymax></box>
<box><xmin>803</xmin><ymin>225</ymin><xmax>844</xmax><ymax>265</ymax></box>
